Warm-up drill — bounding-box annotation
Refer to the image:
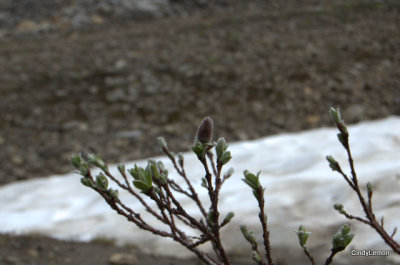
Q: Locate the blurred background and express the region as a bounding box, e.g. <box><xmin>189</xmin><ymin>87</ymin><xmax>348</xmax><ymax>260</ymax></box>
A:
<box><xmin>0</xmin><ymin>0</ymin><xmax>399</xmax><ymax>264</ymax></box>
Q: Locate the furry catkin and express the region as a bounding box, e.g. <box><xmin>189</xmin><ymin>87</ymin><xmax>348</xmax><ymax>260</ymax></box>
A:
<box><xmin>195</xmin><ymin>117</ymin><xmax>213</xmax><ymax>143</ymax></box>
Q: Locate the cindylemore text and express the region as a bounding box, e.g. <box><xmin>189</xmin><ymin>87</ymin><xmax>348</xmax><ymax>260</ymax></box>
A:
<box><xmin>351</xmin><ymin>249</ymin><xmax>391</xmax><ymax>257</ymax></box>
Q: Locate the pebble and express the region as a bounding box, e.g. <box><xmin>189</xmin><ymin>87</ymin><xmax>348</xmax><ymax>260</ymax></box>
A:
<box><xmin>115</xmin><ymin>130</ymin><xmax>142</xmax><ymax>139</ymax></box>
<box><xmin>27</xmin><ymin>248</ymin><xmax>40</xmax><ymax>259</ymax></box>
<box><xmin>62</xmin><ymin>121</ymin><xmax>89</xmax><ymax>131</ymax></box>
<box><xmin>4</xmin><ymin>256</ymin><xmax>21</xmax><ymax>264</ymax></box>
<box><xmin>11</xmin><ymin>155</ymin><xmax>23</xmax><ymax>166</ymax></box>
<box><xmin>109</xmin><ymin>253</ymin><xmax>139</xmax><ymax>265</ymax></box>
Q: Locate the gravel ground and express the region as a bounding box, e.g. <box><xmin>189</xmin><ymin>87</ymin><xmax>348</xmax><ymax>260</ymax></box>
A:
<box><xmin>0</xmin><ymin>0</ymin><xmax>399</xmax><ymax>264</ymax></box>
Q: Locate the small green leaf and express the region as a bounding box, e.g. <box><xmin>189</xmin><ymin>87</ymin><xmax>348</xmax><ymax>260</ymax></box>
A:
<box><xmin>95</xmin><ymin>173</ymin><xmax>108</xmax><ymax>190</ymax></box>
<box><xmin>222</xmin><ymin>212</ymin><xmax>234</xmax><ymax>224</ymax></box>
<box><xmin>219</xmin><ymin>151</ymin><xmax>232</xmax><ymax>165</ymax></box>
<box><xmin>157</xmin><ymin>136</ymin><xmax>168</xmax><ymax>149</ymax></box>
<box><xmin>79</xmin><ymin>162</ymin><xmax>89</xmax><ymax>177</ymax></box>
<box><xmin>137</xmin><ymin>167</ymin><xmax>146</xmax><ymax>182</ymax></box>
<box><xmin>70</xmin><ymin>154</ymin><xmax>83</xmax><ymax>169</ymax></box>
<box><xmin>224</xmin><ymin>168</ymin><xmax>234</xmax><ymax>180</ymax></box>
<box><xmin>296</xmin><ymin>225</ymin><xmax>311</xmax><ymax>247</ymax></box>
<box><xmin>242</xmin><ymin>170</ymin><xmax>260</xmax><ymax>190</ymax></box>
<box><xmin>108</xmin><ymin>188</ymin><xmax>119</xmax><ymax>200</ymax></box>
<box><xmin>117</xmin><ymin>164</ymin><xmax>125</xmax><ymax>175</ymax></box>
<box><xmin>133</xmin><ymin>180</ymin><xmax>152</xmax><ymax>193</ymax></box>
<box><xmin>157</xmin><ymin>161</ymin><xmax>165</xmax><ymax>172</ymax></box>
<box><xmin>326</xmin><ymin>155</ymin><xmax>340</xmax><ymax>172</ymax></box>
<box><xmin>158</xmin><ymin>173</ymin><xmax>168</xmax><ymax>185</ymax></box>
<box><xmin>87</xmin><ymin>154</ymin><xmax>108</xmax><ymax>171</ymax></box>
<box><xmin>144</xmin><ymin>165</ymin><xmax>153</xmax><ymax>187</ymax></box>
<box><xmin>191</xmin><ymin>141</ymin><xmax>207</xmax><ymax>159</ymax></box>
<box><xmin>332</xmin><ymin>224</ymin><xmax>354</xmax><ymax>251</ymax></box>
<box><xmin>150</xmin><ymin>164</ymin><xmax>160</xmax><ymax>180</ymax></box>
<box><xmin>128</xmin><ymin>165</ymin><xmax>140</xmax><ymax>180</ymax></box>
<box><xmin>240</xmin><ymin>225</ymin><xmax>256</xmax><ymax>245</ymax></box>
<box><xmin>329</xmin><ymin>107</ymin><xmax>342</xmax><ymax>124</ymax></box>
<box><xmin>216</xmin><ymin>137</ymin><xmax>228</xmax><ymax>161</ymax></box>
<box><xmin>80</xmin><ymin>177</ymin><xmax>94</xmax><ymax>187</ymax></box>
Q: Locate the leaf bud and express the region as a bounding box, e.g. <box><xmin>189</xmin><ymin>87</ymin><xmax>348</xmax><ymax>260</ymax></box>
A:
<box><xmin>195</xmin><ymin>117</ymin><xmax>213</xmax><ymax>143</ymax></box>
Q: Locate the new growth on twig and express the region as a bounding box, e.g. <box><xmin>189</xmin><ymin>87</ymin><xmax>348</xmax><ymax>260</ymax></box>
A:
<box><xmin>70</xmin><ymin>109</ymin><xmax>399</xmax><ymax>265</ymax></box>
<box><xmin>326</xmin><ymin>108</ymin><xmax>400</xmax><ymax>254</ymax></box>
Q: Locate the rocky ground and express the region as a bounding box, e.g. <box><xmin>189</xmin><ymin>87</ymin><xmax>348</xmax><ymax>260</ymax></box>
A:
<box><xmin>0</xmin><ymin>0</ymin><xmax>399</xmax><ymax>264</ymax></box>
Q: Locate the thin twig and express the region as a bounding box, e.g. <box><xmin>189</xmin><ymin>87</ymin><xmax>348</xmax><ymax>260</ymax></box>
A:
<box><xmin>302</xmin><ymin>247</ymin><xmax>315</xmax><ymax>265</ymax></box>
<box><xmin>340</xmin><ymin>135</ymin><xmax>400</xmax><ymax>254</ymax></box>
<box><xmin>256</xmin><ymin>186</ymin><xmax>274</xmax><ymax>265</ymax></box>
<box><xmin>324</xmin><ymin>249</ymin><xmax>339</xmax><ymax>265</ymax></box>
<box><xmin>200</xmin><ymin>156</ymin><xmax>231</xmax><ymax>265</ymax></box>
<box><xmin>338</xmin><ymin>211</ymin><xmax>370</xmax><ymax>225</ymax></box>
<box><xmin>162</xmin><ymin>146</ymin><xmax>208</xmax><ymax>218</ymax></box>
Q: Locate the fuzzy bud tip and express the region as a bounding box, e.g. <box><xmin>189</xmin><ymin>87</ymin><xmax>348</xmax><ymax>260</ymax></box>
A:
<box><xmin>195</xmin><ymin>117</ymin><xmax>213</xmax><ymax>143</ymax></box>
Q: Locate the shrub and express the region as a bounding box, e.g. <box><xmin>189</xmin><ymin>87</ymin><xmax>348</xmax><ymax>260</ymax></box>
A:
<box><xmin>70</xmin><ymin>108</ymin><xmax>399</xmax><ymax>265</ymax></box>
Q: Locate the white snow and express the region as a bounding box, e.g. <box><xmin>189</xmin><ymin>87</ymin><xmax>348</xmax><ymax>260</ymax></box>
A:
<box><xmin>1</xmin><ymin>117</ymin><xmax>399</xmax><ymax>264</ymax></box>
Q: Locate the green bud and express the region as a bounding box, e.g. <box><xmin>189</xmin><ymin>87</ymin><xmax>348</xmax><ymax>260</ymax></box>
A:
<box><xmin>80</xmin><ymin>177</ymin><xmax>94</xmax><ymax>187</ymax></box>
<box><xmin>240</xmin><ymin>225</ymin><xmax>257</xmax><ymax>245</ymax></box>
<box><xmin>158</xmin><ymin>173</ymin><xmax>168</xmax><ymax>185</ymax></box>
<box><xmin>242</xmin><ymin>170</ymin><xmax>261</xmax><ymax>190</ymax></box>
<box><xmin>341</xmin><ymin>224</ymin><xmax>351</xmax><ymax>235</ymax></box>
<box><xmin>219</xmin><ymin>151</ymin><xmax>232</xmax><ymax>165</ymax></box>
<box><xmin>79</xmin><ymin>162</ymin><xmax>89</xmax><ymax>177</ymax></box>
<box><xmin>216</xmin><ymin>137</ymin><xmax>228</xmax><ymax>161</ymax></box>
<box><xmin>296</xmin><ymin>225</ymin><xmax>311</xmax><ymax>247</ymax></box>
<box><xmin>223</xmin><ymin>168</ymin><xmax>234</xmax><ymax>180</ymax></box>
<box><xmin>251</xmin><ymin>251</ymin><xmax>262</xmax><ymax>264</ymax></box>
<box><xmin>333</xmin><ymin>203</ymin><xmax>344</xmax><ymax>211</ymax></box>
<box><xmin>329</xmin><ymin>107</ymin><xmax>342</xmax><ymax>124</ymax></box>
<box><xmin>178</xmin><ymin>153</ymin><xmax>184</xmax><ymax>166</ymax></box>
<box><xmin>157</xmin><ymin>161</ymin><xmax>166</xmax><ymax>172</ymax></box>
<box><xmin>87</xmin><ymin>154</ymin><xmax>108</xmax><ymax>171</ymax></box>
<box><xmin>222</xmin><ymin>212</ymin><xmax>234</xmax><ymax>225</ymax></box>
<box><xmin>70</xmin><ymin>154</ymin><xmax>83</xmax><ymax>169</ymax></box>
<box><xmin>326</xmin><ymin>155</ymin><xmax>340</xmax><ymax>172</ymax></box>
<box><xmin>117</xmin><ymin>164</ymin><xmax>125</xmax><ymax>175</ymax></box>
<box><xmin>191</xmin><ymin>141</ymin><xmax>207</xmax><ymax>160</ymax></box>
<box><xmin>337</xmin><ymin>133</ymin><xmax>347</xmax><ymax>147</ymax></box>
<box><xmin>95</xmin><ymin>173</ymin><xmax>108</xmax><ymax>190</ymax></box>
<box><xmin>201</xmin><ymin>178</ymin><xmax>208</xmax><ymax>189</ymax></box>
<box><xmin>107</xmin><ymin>188</ymin><xmax>119</xmax><ymax>200</ymax></box>
<box><xmin>157</xmin><ymin>136</ymin><xmax>168</xmax><ymax>149</ymax></box>
<box><xmin>332</xmin><ymin>224</ymin><xmax>354</xmax><ymax>251</ymax></box>
<box><xmin>367</xmin><ymin>182</ymin><xmax>373</xmax><ymax>198</ymax></box>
